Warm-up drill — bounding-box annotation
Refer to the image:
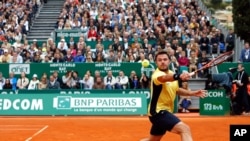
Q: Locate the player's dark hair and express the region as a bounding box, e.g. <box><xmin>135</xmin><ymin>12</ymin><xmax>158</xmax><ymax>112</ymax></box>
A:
<box><xmin>154</xmin><ymin>51</ymin><xmax>170</xmax><ymax>61</ymax></box>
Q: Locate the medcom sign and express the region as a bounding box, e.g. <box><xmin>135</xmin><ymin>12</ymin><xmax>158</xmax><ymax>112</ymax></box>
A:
<box><xmin>9</xmin><ymin>64</ymin><xmax>30</xmax><ymax>74</ymax></box>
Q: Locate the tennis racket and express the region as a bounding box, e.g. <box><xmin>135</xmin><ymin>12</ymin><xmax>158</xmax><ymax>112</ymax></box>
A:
<box><xmin>189</xmin><ymin>51</ymin><xmax>234</xmax><ymax>76</ymax></box>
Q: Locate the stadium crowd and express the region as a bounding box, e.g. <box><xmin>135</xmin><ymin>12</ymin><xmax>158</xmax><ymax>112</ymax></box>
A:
<box><xmin>0</xmin><ymin>0</ymin><xmax>249</xmax><ymax>91</ymax></box>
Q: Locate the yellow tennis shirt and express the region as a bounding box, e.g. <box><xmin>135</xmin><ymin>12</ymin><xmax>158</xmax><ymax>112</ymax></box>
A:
<box><xmin>148</xmin><ymin>68</ymin><xmax>179</xmax><ymax>116</ymax></box>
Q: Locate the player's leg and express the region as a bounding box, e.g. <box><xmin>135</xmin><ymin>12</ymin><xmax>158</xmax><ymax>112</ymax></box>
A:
<box><xmin>170</xmin><ymin>122</ymin><xmax>193</xmax><ymax>141</ymax></box>
<box><xmin>140</xmin><ymin>135</ymin><xmax>163</xmax><ymax>141</ymax></box>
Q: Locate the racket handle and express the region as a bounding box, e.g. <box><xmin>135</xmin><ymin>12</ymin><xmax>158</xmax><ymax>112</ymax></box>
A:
<box><xmin>189</xmin><ymin>72</ymin><xmax>195</xmax><ymax>77</ymax></box>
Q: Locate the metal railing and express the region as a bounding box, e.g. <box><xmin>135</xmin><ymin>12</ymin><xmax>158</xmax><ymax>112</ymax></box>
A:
<box><xmin>197</xmin><ymin>0</ymin><xmax>245</xmax><ymax>62</ymax></box>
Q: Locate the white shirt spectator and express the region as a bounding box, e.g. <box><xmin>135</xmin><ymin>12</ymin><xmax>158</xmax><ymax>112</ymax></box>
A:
<box><xmin>80</xmin><ymin>74</ymin><xmax>94</xmax><ymax>89</ymax></box>
<box><xmin>28</xmin><ymin>74</ymin><xmax>39</xmax><ymax>90</ymax></box>
<box><xmin>57</xmin><ymin>39</ymin><xmax>68</xmax><ymax>50</ymax></box>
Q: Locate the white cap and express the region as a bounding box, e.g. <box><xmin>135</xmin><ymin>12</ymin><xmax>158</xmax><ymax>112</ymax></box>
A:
<box><xmin>33</xmin><ymin>74</ymin><xmax>38</xmax><ymax>78</ymax></box>
<box><xmin>33</xmin><ymin>39</ymin><xmax>37</xmax><ymax>42</ymax></box>
<box><xmin>61</xmin><ymin>39</ymin><xmax>65</xmax><ymax>42</ymax></box>
<box><xmin>4</xmin><ymin>49</ymin><xmax>8</xmax><ymax>53</ymax></box>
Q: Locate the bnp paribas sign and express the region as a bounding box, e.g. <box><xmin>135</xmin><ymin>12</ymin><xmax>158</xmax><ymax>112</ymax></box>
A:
<box><xmin>0</xmin><ymin>94</ymin><xmax>147</xmax><ymax>116</ymax></box>
<box><xmin>9</xmin><ymin>64</ymin><xmax>30</xmax><ymax>74</ymax></box>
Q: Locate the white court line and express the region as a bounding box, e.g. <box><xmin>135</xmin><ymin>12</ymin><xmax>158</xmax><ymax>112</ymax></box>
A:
<box><xmin>25</xmin><ymin>125</ymin><xmax>48</xmax><ymax>141</ymax></box>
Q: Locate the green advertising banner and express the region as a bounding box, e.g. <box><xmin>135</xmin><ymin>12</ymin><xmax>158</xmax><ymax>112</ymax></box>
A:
<box><xmin>199</xmin><ymin>90</ymin><xmax>230</xmax><ymax>116</ymax></box>
<box><xmin>0</xmin><ymin>62</ymin><xmax>155</xmax><ymax>79</ymax></box>
<box><xmin>0</xmin><ymin>94</ymin><xmax>147</xmax><ymax>116</ymax></box>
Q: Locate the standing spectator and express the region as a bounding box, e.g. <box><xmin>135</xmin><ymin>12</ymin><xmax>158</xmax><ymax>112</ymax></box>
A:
<box><xmin>47</xmin><ymin>75</ymin><xmax>61</xmax><ymax>89</ymax></box>
<box><xmin>17</xmin><ymin>72</ymin><xmax>29</xmax><ymax>89</ymax></box>
<box><xmin>115</xmin><ymin>71</ymin><xmax>129</xmax><ymax>89</ymax></box>
<box><xmin>239</xmin><ymin>42</ymin><xmax>250</xmax><ymax>63</ymax></box>
<box><xmin>103</xmin><ymin>70</ymin><xmax>116</xmax><ymax>90</ymax></box>
<box><xmin>232</xmin><ymin>63</ymin><xmax>250</xmax><ymax>115</ymax></box>
<box><xmin>225</xmin><ymin>29</ymin><xmax>235</xmax><ymax>52</ymax></box>
<box><xmin>28</xmin><ymin>74</ymin><xmax>39</xmax><ymax>90</ymax></box>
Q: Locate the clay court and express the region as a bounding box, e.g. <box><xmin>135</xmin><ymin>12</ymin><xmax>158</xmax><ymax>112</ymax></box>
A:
<box><xmin>0</xmin><ymin>113</ymin><xmax>249</xmax><ymax>141</ymax></box>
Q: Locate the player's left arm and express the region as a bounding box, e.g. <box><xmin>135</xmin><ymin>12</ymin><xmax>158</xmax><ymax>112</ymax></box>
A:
<box><xmin>177</xmin><ymin>88</ymin><xmax>206</xmax><ymax>98</ymax></box>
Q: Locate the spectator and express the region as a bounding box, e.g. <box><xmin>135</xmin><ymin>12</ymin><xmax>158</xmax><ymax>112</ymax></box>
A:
<box><xmin>81</xmin><ymin>74</ymin><xmax>94</xmax><ymax>90</ymax></box>
<box><xmin>140</xmin><ymin>72</ymin><xmax>150</xmax><ymax>89</ymax></box>
<box><xmin>189</xmin><ymin>51</ymin><xmax>198</xmax><ymax>78</ymax></box>
<box><xmin>64</xmin><ymin>49</ymin><xmax>74</xmax><ymax>62</ymax></box>
<box><xmin>103</xmin><ymin>70</ymin><xmax>116</xmax><ymax>90</ymax></box>
<box><xmin>9</xmin><ymin>51</ymin><xmax>23</xmax><ymax>63</ymax></box>
<box><xmin>16</xmin><ymin>72</ymin><xmax>29</xmax><ymax>89</ymax></box>
<box><xmin>94</xmin><ymin>70</ymin><xmax>103</xmax><ymax>82</ymax></box>
<box><xmin>179</xmin><ymin>81</ymin><xmax>192</xmax><ymax>113</ymax></box>
<box><xmin>106</xmin><ymin>49</ymin><xmax>116</xmax><ymax>62</ymax></box>
<box><xmin>178</xmin><ymin>51</ymin><xmax>189</xmax><ymax>73</ymax></box>
<box><xmin>199</xmin><ymin>33</ymin><xmax>210</xmax><ymax>54</ymax></box>
<box><xmin>3</xmin><ymin>79</ymin><xmax>12</xmax><ymax>90</ymax></box>
<box><xmin>72</xmin><ymin>71</ymin><xmax>81</xmax><ymax>89</ymax></box>
<box><xmin>62</xmin><ymin>70</ymin><xmax>74</xmax><ymax>89</ymax></box>
<box><xmin>52</xmin><ymin>52</ymin><xmax>64</xmax><ymax>63</ymax></box>
<box><xmin>57</xmin><ymin>38</ymin><xmax>68</xmax><ymax>51</ymax></box>
<box><xmin>115</xmin><ymin>71</ymin><xmax>129</xmax><ymax>89</ymax></box>
<box><xmin>73</xmin><ymin>50</ymin><xmax>85</xmax><ymax>62</ymax></box>
<box><xmin>47</xmin><ymin>75</ymin><xmax>61</xmax><ymax>90</ymax></box>
<box><xmin>225</xmin><ymin>29</ymin><xmax>235</xmax><ymax>52</ymax></box>
<box><xmin>93</xmin><ymin>76</ymin><xmax>105</xmax><ymax>90</ymax></box>
<box><xmin>8</xmin><ymin>72</ymin><xmax>17</xmax><ymax>90</ymax></box>
<box><xmin>52</xmin><ymin>71</ymin><xmax>63</xmax><ymax>87</ymax></box>
<box><xmin>38</xmin><ymin>76</ymin><xmax>48</xmax><ymax>90</ymax></box>
<box><xmin>130</xmin><ymin>75</ymin><xmax>141</xmax><ymax>89</ymax></box>
<box><xmin>0</xmin><ymin>72</ymin><xmax>5</xmax><ymax>90</ymax></box>
<box><xmin>0</xmin><ymin>49</ymin><xmax>10</xmax><ymax>63</ymax></box>
<box><xmin>239</xmin><ymin>42</ymin><xmax>250</xmax><ymax>63</ymax></box>
<box><xmin>197</xmin><ymin>51</ymin><xmax>210</xmax><ymax>78</ymax></box>
<box><xmin>28</xmin><ymin>74</ymin><xmax>39</xmax><ymax>90</ymax></box>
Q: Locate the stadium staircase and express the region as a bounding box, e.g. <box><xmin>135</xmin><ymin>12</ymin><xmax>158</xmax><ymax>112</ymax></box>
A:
<box><xmin>26</xmin><ymin>0</ymin><xmax>65</xmax><ymax>42</ymax></box>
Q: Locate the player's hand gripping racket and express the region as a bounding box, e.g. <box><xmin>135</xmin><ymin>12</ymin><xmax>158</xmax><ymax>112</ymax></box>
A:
<box><xmin>189</xmin><ymin>51</ymin><xmax>234</xmax><ymax>77</ymax></box>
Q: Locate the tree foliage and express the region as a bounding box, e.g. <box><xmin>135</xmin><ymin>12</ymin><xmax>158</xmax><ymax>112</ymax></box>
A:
<box><xmin>233</xmin><ymin>0</ymin><xmax>250</xmax><ymax>42</ymax></box>
<box><xmin>210</xmin><ymin>0</ymin><xmax>223</xmax><ymax>5</ymax></box>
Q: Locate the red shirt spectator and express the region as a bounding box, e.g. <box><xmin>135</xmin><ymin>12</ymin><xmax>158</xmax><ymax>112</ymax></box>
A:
<box><xmin>87</xmin><ymin>27</ymin><xmax>98</xmax><ymax>40</ymax></box>
<box><xmin>178</xmin><ymin>51</ymin><xmax>189</xmax><ymax>66</ymax></box>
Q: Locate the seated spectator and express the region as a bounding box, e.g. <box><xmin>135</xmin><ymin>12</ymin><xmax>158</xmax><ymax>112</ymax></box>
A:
<box><xmin>81</xmin><ymin>74</ymin><xmax>94</xmax><ymax>90</ymax></box>
<box><xmin>47</xmin><ymin>75</ymin><xmax>61</xmax><ymax>89</ymax></box>
<box><xmin>52</xmin><ymin>71</ymin><xmax>63</xmax><ymax>87</ymax></box>
<box><xmin>129</xmin><ymin>75</ymin><xmax>141</xmax><ymax>89</ymax></box>
<box><xmin>17</xmin><ymin>72</ymin><xmax>29</xmax><ymax>89</ymax></box>
<box><xmin>28</xmin><ymin>74</ymin><xmax>39</xmax><ymax>90</ymax></box>
<box><xmin>199</xmin><ymin>33</ymin><xmax>210</xmax><ymax>55</ymax></box>
<box><xmin>73</xmin><ymin>50</ymin><xmax>85</xmax><ymax>62</ymax></box>
<box><xmin>64</xmin><ymin>50</ymin><xmax>74</xmax><ymax>62</ymax></box>
<box><xmin>93</xmin><ymin>76</ymin><xmax>105</xmax><ymax>90</ymax></box>
<box><xmin>62</xmin><ymin>70</ymin><xmax>74</xmax><ymax>89</ymax></box>
<box><xmin>9</xmin><ymin>51</ymin><xmax>23</xmax><ymax>63</ymax></box>
<box><xmin>197</xmin><ymin>51</ymin><xmax>210</xmax><ymax>78</ymax></box>
<box><xmin>115</xmin><ymin>71</ymin><xmax>129</xmax><ymax>89</ymax></box>
<box><xmin>106</xmin><ymin>49</ymin><xmax>116</xmax><ymax>62</ymax></box>
<box><xmin>8</xmin><ymin>72</ymin><xmax>17</xmax><ymax>90</ymax></box>
<box><xmin>38</xmin><ymin>76</ymin><xmax>48</xmax><ymax>90</ymax></box>
<box><xmin>0</xmin><ymin>72</ymin><xmax>5</xmax><ymax>90</ymax></box>
<box><xmin>178</xmin><ymin>51</ymin><xmax>189</xmax><ymax>73</ymax></box>
<box><xmin>3</xmin><ymin>79</ymin><xmax>12</xmax><ymax>90</ymax></box>
<box><xmin>57</xmin><ymin>38</ymin><xmax>68</xmax><ymax>51</ymax></box>
<box><xmin>94</xmin><ymin>70</ymin><xmax>103</xmax><ymax>82</ymax></box>
<box><xmin>72</xmin><ymin>71</ymin><xmax>81</xmax><ymax>89</ymax></box>
<box><xmin>189</xmin><ymin>51</ymin><xmax>198</xmax><ymax>78</ymax></box>
<box><xmin>52</xmin><ymin>52</ymin><xmax>64</xmax><ymax>63</ymax></box>
<box><xmin>179</xmin><ymin>81</ymin><xmax>192</xmax><ymax>113</ymax></box>
<box><xmin>103</xmin><ymin>70</ymin><xmax>116</xmax><ymax>90</ymax></box>
<box><xmin>140</xmin><ymin>72</ymin><xmax>150</xmax><ymax>89</ymax></box>
<box><xmin>87</xmin><ymin>26</ymin><xmax>98</xmax><ymax>41</ymax></box>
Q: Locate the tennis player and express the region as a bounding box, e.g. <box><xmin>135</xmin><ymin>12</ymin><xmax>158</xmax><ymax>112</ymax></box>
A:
<box><xmin>141</xmin><ymin>51</ymin><xmax>206</xmax><ymax>141</ymax></box>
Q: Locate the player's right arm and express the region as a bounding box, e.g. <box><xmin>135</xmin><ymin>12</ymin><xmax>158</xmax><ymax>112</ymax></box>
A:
<box><xmin>156</xmin><ymin>72</ymin><xmax>191</xmax><ymax>84</ymax></box>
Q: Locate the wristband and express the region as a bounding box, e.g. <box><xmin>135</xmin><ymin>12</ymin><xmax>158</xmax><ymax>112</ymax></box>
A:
<box><xmin>173</xmin><ymin>74</ymin><xmax>180</xmax><ymax>80</ymax></box>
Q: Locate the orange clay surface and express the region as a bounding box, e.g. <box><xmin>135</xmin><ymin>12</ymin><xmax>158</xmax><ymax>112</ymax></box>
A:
<box><xmin>0</xmin><ymin>113</ymin><xmax>249</xmax><ymax>141</ymax></box>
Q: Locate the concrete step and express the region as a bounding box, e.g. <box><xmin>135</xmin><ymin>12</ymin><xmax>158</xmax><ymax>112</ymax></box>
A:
<box><xmin>29</xmin><ymin>30</ymin><xmax>53</xmax><ymax>33</ymax></box>
<box><xmin>34</xmin><ymin>19</ymin><xmax>57</xmax><ymax>22</ymax></box>
<box><xmin>31</xmin><ymin>27</ymin><xmax>55</xmax><ymax>30</ymax></box>
<box><xmin>28</xmin><ymin>32</ymin><xmax>52</xmax><ymax>36</ymax></box>
<box><xmin>38</xmin><ymin>15</ymin><xmax>59</xmax><ymax>18</ymax></box>
<box><xmin>32</xmin><ymin>23</ymin><xmax>57</xmax><ymax>27</ymax></box>
<box><xmin>26</xmin><ymin>35</ymin><xmax>51</xmax><ymax>40</ymax></box>
<box><xmin>34</xmin><ymin>21</ymin><xmax>56</xmax><ymax>24</ymax></box>
<box><xmin>39</xmin><ymin>11</ymin><xmax>61</xmax><ymax>14</ymax></box>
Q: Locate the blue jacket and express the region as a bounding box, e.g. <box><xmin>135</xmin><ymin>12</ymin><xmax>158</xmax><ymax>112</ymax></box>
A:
<box><xmin>73</xmin><ymin>55</ymin><xmax>85</xmax><ymax>63</ymax></box>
